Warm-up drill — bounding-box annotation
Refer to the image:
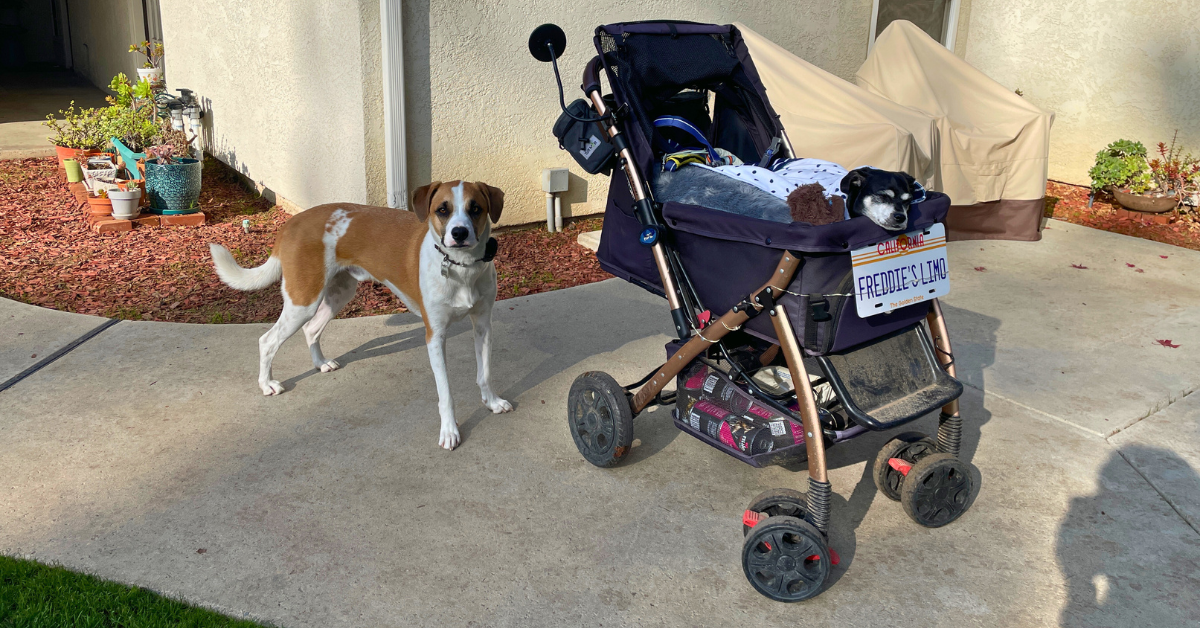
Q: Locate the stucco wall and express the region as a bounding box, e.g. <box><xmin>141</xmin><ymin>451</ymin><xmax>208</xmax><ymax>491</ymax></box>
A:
<box><xmin>160</xmin><ymin>0</ymin><xmax>384</xmax><ymax>211</ymax></box>
<box><xmin>65</xmin><ymin>0</ymin><xmax>145</xmax><ymax>90</ymax></box>
<box><xmin>956</xmin><ymin>0</ymin><xmax>1200</xmax><ymax>186</ymax></box>
<box><xmin>410</xmin><ymin>0</ymin><xmax>874</xmax><ymax>226</ymax></box>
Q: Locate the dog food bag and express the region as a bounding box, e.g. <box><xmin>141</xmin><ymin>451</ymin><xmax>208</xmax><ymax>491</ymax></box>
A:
<box><xmin>689</xmin><ymin>400</ymin><xmax>777</xmax><ymax>455</ymax></box>
<box><xmin>700</xmin><ymin>372</ymin><xmax>753</xmax><ymax>415</ymax></box>
<box><xmin>746</xmin><ymin>402</ymin><xmax>805</xmax><ymax>448</ymax></box>
<box><xmin>680</xmin><ymin>362</ymin><xmax>709</xmax><ymax>391</ymax></box>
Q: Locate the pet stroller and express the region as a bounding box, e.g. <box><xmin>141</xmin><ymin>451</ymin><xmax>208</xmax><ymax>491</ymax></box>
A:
<box><xmin>529</xmin><ymin>21</ymin><xmax>976</xmax><ymax>602</ymax></box>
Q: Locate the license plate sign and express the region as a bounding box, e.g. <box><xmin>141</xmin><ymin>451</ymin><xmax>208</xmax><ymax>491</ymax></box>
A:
<box><xmin>851</xmin><ymin>223</ymin><xmax>949</xmax><ymax>318</ymax></box>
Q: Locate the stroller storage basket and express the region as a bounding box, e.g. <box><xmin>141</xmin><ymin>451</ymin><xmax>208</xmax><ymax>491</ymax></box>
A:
<box><xmin>816</xmin><ymin>323</ymin><xmax>963</xmax><ymax>431</ymax></box>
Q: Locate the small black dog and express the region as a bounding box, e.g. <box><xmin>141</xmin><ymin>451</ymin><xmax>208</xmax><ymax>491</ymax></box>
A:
<box><xmin>841</xmin><ymin>167</ymin><xmax>921</xmax><ymax>231</ymax></box>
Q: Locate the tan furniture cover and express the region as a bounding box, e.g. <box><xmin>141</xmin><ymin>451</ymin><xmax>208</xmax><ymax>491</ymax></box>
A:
<box><xmin>735</xmin><ymin>23</ymin><xmax>939</xmax><ymax>186</ymax></box>
<box><xmin>856</xmin><ymin>20</ymin><xmax>1055</xmax><ymax>241</ymax></box>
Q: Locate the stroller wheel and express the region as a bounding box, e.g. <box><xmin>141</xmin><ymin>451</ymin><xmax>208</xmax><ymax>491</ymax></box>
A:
<box><xmin>567</xmin><ymin>371</ymin><xmax>634</xmax><ymax>468</ymax></box>
<box><xmin>873</xmin><ymin>432</ymin><xmax>937</xmax><ymax>501</ymax></box>
<box><xmin>900</xmin><ymin>453</ymin><xmax>974</xmax><ymax>528</ymax></box>
<box><xmin>743</xmin><ymin>488</ymin><xmax>808</xmax><ymax>535</ymax></box>
<box><xmin>741</xmin><ymin>515</ymin><xmax>830</xmax><ymax>602</ymax></box>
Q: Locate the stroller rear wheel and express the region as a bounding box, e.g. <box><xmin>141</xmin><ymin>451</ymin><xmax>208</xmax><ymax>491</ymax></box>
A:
<box><xmin>873</xmin><ymin>432</ymin><xmax>938</xmax><ymax>501</ymax></box>
<box><xmin>567</xmin><ymin>371</ymin><xmax>634</xmax><ymax>468</ymax></box>
<box><xmin>900</xmin><ymin>453</ymin><xmax>974</xmax><ymax>527</ymax></box>
<box><xmin>741</xmin><ymin>515</ymin><xmax>830</xmax><ymax>602</ymax></box>
<box><xmin>743</xmin><ymin>488</ymin><xmax>808</xmax><ymax>535</ymax></box>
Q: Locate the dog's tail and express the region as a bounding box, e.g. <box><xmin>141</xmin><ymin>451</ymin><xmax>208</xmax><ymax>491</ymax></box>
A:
<box><xmin>209</xmin><ymin>243</ymin><xmax>282</xmax><ymax>291</ymax></box>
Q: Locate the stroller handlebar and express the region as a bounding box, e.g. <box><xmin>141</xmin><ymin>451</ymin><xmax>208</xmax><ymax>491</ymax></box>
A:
<box><xmin>582</xmin><ymin>55</ymin><xmax>603</xmax><ymax>95</ymax></box>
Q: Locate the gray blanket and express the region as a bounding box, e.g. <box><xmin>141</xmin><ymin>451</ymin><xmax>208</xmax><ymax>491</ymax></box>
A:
<box><xmin>651</xmin><ymin>166</ymin><xmax>791</xmax><ymax>223</ymax></box>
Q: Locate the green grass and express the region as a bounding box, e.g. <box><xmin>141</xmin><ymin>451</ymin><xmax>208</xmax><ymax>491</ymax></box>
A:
<box><xmin>0</xmin><ymin>556</ymin><xmax>270</xmax><ymax>628</ymax></box>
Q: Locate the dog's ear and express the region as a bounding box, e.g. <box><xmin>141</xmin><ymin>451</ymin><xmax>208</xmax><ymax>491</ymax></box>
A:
<box><xmin>902</xmin><ymin>172</ymin><xmax>918</xmax><ymax>196</ymax></box>
<box><xmin>411</xmin><ymin>182</ymin><xmax>441</xmax><ymax>221</ymax></box>
<box><xmin>840</xmin><ymin>168</ymin><xmax>869</xmax><ymax>211</ymax></box>
<box><xmin>476</xmin><ymin>182</ymin><xmax>505</xmax><ymax>224</ymax></box>
<box><xmin>840</xmin><ymin>168</ymin><xmax>869</xmax><ymax>195</ymax></box>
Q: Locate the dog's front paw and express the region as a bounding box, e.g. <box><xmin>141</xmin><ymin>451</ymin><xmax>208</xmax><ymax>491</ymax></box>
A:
<box><xmin>260</xmin><ymin>380</ymin><xmax>284</xmax><ymax>396</ymax></box>
<box><xmin>318</xmin><ymin>359</ymin><xmax>341</xmax><ymax>373</ymax></box>
<box><xmin>485</xmin><ymin>397</ymin><xmax>514</xmax><ymax>414</ymax></box>
<box><xmin>438</xmin><ymin>421</ymin><xmax>461</xmax><ymax>450</ymax></box>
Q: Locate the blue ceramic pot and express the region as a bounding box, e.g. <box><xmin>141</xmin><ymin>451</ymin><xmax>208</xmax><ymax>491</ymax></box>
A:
<box><xmin>145</xmin><ymin>157</ymin><xmax>202</xmax><ymax>214</ymax></box>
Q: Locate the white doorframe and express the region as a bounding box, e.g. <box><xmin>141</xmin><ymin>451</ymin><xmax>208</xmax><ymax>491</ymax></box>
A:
<box><xmin>868</xmin><ymin>0</ymin><xmax>961</xmax><ymax>53</ymax></box>
<box><xmin>380</xmin><ymin>0</ymin><xmax>408</xmax><ymax>209</ymax></box>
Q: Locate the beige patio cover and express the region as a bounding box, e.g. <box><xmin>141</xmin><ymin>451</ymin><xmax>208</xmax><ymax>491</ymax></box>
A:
<box><xmin>735</xmin><ymin>23</ymin><xmax>939</xmax><ymax>186</ymax></box>
<box><xmin>856</xmin><ymin>20</ymin><xmax>1055</xmax><ymax>241</ymax></box>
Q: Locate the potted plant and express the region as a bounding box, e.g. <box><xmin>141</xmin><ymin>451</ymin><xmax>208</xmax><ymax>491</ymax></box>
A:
<box><xmin>130</xmin><ymin>40</ymin><xmax>165</xmax><ymax>87</ymax></box>
<box><xmin>44</xmin><ymin>102</ymin><xmax>110</xmax><ymax>168</ymax></box>
<box><xmin>1089</xmin><ymin>138</ymin><xmax>1189</xmax><ymax>213</ymax></box>
<box><xmin>83</xmin><ymin>155</ymin><xmax>118</xmax><ymax>189</ymax></box>
<box><xmin>1142</xmin><ymin>133</ymin><xmax>1200</xmax><ymax>212</ymax></box>
<box><xmin>144</xmin><ymin>140</ymin><xmax>202</xmax><ymax>214</ymax></box>
<box><xmin>86</xmin><ymin>188</ymin><xmax>113</xmax><ymax>216</ymax></box>
<box><xmin>105</xmin><ymin>73</ymin><xmax>159</xmax><ymax>176</ymax></box>
<box><xmin>109</xmin><ymin>187</ymin><xmax>143</xmax><ymax>219</ymax></box>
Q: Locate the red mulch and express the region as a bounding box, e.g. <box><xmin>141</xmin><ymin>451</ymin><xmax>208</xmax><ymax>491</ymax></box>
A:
<box><xmin>0</xmin><ymin>156</ymin><xmax>610</xmax><ymax>324</ymax></box>
<box><xmin>1045</xmin><ymin>181</ymin><xmax>1200</xmax><ymax>251</ymax></box>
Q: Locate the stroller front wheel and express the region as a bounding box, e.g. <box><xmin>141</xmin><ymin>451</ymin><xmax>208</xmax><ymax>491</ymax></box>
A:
<box><xmin>741</xmin><ymin>516</ymin><xmax>830</xmax><ymax>602</ymax></box>
<box><xmin>743</xmin><ymin>488</ymin><xmax>808</xmax><ymax>535</ymax></box>
<box><xmin>900</xmin><ymin>453</ymin><xmax>974</xmax><ymax>527</ymax></box>
<box><xmin>873</xmin><ymin>432</ymin><xmax>938</xmax><ymax>501</ymax></box>
<box><xmin>567</xmin><ymin>371</ymin><xmax>634</xmax><ymax>468</ymax></box>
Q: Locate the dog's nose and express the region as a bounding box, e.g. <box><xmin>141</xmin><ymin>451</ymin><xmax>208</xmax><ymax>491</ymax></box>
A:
<box><xmin>450</xmin><ymin>226</ymin><xmax>469</xmax><ymax>243</ymax></box>
<box><xmin>891</xmin><ymin>212</ymin><xmax>906</xmax><ymax>224</ymax></box>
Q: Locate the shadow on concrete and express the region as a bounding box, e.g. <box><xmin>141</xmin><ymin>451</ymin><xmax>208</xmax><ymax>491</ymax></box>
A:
<box><xmin>1057</xmin><ymin>446</ymin><xmax>1200</xmax><ymax>627</ymax></box>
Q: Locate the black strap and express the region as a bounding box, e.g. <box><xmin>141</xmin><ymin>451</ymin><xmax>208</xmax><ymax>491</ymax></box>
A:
<box><xmin>481</xmin><ymin>237</ymin><xmax>498</xmax><ymax>262</ymax></box>
<box><xmin>806</xmin><ymin>295</ymin><xmax>830</xmax><ymax>351</ymax></box>
<box><xmin>436</xmin><ymin>237</ymin><xmax>499</xmax><ymax>267</ymax></box>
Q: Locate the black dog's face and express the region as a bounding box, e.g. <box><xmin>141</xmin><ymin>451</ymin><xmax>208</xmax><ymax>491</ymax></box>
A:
<box><xmin>841</xmin><ymin>168</ymin><xmax>918</xmax><ymax>231</ymax></box>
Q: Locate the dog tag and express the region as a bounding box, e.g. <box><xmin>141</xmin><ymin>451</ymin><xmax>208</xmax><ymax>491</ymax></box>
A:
<box><xmin>441</xmin><ymin>257</ymin><xmax>451</xmax><ymax>277</ymax></box>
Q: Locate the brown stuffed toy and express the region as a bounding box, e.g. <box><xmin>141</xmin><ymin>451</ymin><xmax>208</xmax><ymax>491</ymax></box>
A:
<box><xmin>787</xmin><ymin>183</ymin><xmax>844</xmax><ymax>225</ymax></box>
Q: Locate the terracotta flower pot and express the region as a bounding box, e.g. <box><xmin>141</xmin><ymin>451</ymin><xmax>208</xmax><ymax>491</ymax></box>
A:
<box><xmin>1112</xmin><ymin>188</ymin><xmax>1178</xmax><ymax>213</ymax></box>
<box><xmin>53</xmin><ymin>146</ymin><xmax>102</xmax><ymax>168</ymax></box>
<box><xmin>86</xmin><ymin>195</ymin><xmax>113</xmax><ymax>216</ymax></box>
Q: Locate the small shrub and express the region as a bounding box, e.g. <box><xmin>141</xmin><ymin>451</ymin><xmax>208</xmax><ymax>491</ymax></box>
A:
<box><xmin>1089</xmin><ymin>139</ymin><xmax>1151</xmax><ymax>193</ymax></box>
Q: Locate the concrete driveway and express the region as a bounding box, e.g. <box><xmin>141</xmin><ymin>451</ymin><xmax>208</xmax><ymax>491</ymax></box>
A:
<box><xmin>2</xmin><ymin>220</ymin><xmax>1198</xmax><ymax>627</ymax></box>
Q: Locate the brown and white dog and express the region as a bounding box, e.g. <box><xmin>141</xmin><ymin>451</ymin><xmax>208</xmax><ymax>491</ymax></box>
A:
<box><xmin>208</xmin><ymin>181</ymin><xmax>513</xmax><ymax>450</ymax></box>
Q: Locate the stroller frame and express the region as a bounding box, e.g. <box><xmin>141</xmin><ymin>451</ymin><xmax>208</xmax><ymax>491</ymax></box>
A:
<box><xmin>539</xmin><ymin>20</ymin><xmax>975</xmax><ymax>602</ymax></box>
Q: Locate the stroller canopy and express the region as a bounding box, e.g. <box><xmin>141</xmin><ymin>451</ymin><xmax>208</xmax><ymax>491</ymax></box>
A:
<box><xmin>592</xmin><ymin>22</ymin><xmax>786</xmax><ymax>174</ymax></box>
<box><xmin>735</xmin><ymin>23</ymin><xmax>939</xmax><ymax>187</ymax></box>
<box><xmin>857</xmin><ymin>20</ymin><xmax>1055</xmax><ymax>241</ymax></box>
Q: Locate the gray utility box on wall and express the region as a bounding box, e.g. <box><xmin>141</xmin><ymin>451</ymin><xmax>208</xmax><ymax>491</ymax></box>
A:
<box><xmin>542</xmin><ymin>168</ymin><xmax>569</xmax><ymax>193</ymax></box>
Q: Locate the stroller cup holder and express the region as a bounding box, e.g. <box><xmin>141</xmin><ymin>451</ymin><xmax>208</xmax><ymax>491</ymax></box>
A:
<box><xmin>816</xmin><ymin>323</ymin><xmax>963</xmax><ymax>431</ymax></box>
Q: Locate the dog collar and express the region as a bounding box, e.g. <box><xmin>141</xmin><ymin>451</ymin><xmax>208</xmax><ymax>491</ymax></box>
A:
<box><xmin>435</xmin><ymin>238</ymin><xmax>498</xmax><ymax>277</ymax></box>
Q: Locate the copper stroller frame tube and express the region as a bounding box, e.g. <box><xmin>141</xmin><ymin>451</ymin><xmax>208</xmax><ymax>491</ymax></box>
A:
<box><xmin>586</xmin><ymin>90</ymin><xmax>685</xmax><ymax>314</ymax></box>
<box><xmin>926</xmin><ymin>298</ymin><xmax>963</xmax><ymax>457</ymax></box>
<box><xmin>623</xmin><ymin>251</ymin><xmax>832</xmax><ymax>489</ymax></box>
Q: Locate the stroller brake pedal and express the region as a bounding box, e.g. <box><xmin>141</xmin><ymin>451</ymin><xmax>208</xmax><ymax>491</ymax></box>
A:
<box><xmin>887</xmin><ymin>458</ymin><xmax>914</xmax><ymax>476</ymax></box>
<box><xmin>742</xmin><ymin>509</ymin><xmax>768</xmax><ymax>528</ymax></box>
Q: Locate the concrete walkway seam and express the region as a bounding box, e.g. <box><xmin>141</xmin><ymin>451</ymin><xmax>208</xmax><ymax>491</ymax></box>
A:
<box><xmin>965</xmin><ymin>381</ymin><xmax>1107</xmax><ymax>440</ymax></box>
<box><xmin>1112</xmin><ymin>446</ymin><xmax>1200</xmax><ymax>539</ymax></box>
<box><xmin>1108</xmin><ymin>385</ymin><xmax>1200</xmax><ymax>439</ymax></box>
<box><xmin>0</xmin><ymin>318</ymin><xmax>121</xmax><ymax>394</ymax></box>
